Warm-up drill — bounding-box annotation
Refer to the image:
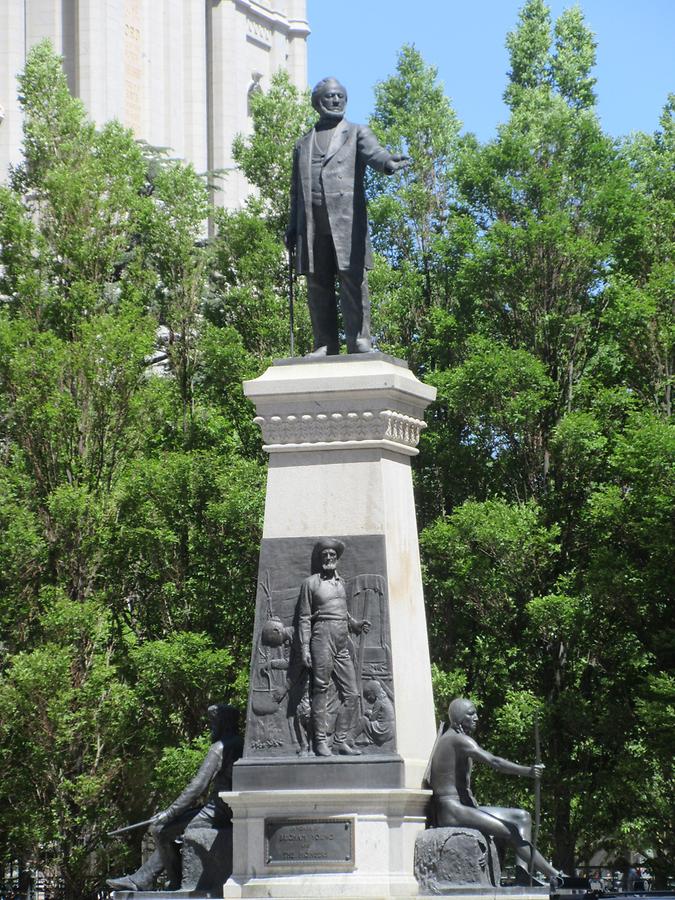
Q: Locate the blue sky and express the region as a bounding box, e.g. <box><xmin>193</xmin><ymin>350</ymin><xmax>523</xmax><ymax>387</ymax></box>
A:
<box><xmin>306</xmin><ymin>0</ymin><xmax>674</xmax><ymax>141</ymax></box>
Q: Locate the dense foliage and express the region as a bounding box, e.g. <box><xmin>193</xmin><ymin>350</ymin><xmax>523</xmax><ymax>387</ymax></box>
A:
<box><xmin>0</xmin><ymin>4</ymin><xmax>672</xmax><ymax>894</ymax></box>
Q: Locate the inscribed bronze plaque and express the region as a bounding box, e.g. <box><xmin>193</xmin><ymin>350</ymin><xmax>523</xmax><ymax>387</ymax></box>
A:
<box><xmin>265</xmin><ymin>818</ymin><xmax>353</xmax><ymax>864</ymax></box>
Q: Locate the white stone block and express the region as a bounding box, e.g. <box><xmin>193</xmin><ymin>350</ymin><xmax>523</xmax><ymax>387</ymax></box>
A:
<box><xmin>233</xmin><ymin>356</ymin><xmax>438</xmax><ymax>898</ymax></box>
<box><xmin>243</xmin><ymin>357</ymin><xmax>437</xmax><ymax>790</ymax></box>
<box><xmin>222</xmin><ymin>788</ymin><xmax>431</xmax><ymax>900</ymax></box>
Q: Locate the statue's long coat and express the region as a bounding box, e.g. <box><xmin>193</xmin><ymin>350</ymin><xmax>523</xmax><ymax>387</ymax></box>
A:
<box><xmin>289</xmin><ymin>120</ymin><xmax>398</xmax><ymax>275</ymax></box>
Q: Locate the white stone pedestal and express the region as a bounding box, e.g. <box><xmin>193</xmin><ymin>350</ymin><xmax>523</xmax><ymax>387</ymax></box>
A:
<box><xmin>222</xmin><ymin>788</ymin><xmax>431</xmax><ymax>900</ymax></box>
<box><xmin>242</xmin><ymin>354</ymin><xmax>437</xmax><ymax>786</ymax></box>
<box><xmin>227</xmin><ymin>354</ymin><xmax>438</xmax><ymax>899</ymax></box>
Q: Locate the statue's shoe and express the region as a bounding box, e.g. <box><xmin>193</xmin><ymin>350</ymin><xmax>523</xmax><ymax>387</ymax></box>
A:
<box><xmin>305</xmin><ymin>345</ymin><xmax>329</xmax><ymax>358</ymax></box>
<box><xmin>352</xmin><ymin>338</ymin><xmax>373</xmax><ymax>353</ymax></box>
<box><xmin>314</xmin><ymin>740</ymin><xmax>332</xmax><ymax>757</ymax></box>
<box><xmin>106</xmin><ymin>875</ymin><xmax>140</xmax><ymax>891</ymax></box>
<box><xmin>333</xmin><ymin>740</ymin><xmax>362</xmax><ymax>756</ymax></box>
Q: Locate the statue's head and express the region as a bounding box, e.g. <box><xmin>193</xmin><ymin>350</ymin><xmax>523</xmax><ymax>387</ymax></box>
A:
<box><xmin>311</xmin><ymin>77</ymin><xmax>347</xmax><ymax>121</ymax></box>
<box><xmin>363</xmin><ymin>680</ymin><xmax>382</xmax><ymax>704</ymax></box>
<box><xmin>311</xmin><ymin>537</ymin><xmax>345</xmax><ymax>574</ymax></box>
<box><xmin>208</xmin><ymin>703</ymin><xmax>239</xmax><ymax>739</ymax></box>
<box><xmin>448</xmin><ymin>698</ymin><xmax>478</xmax><ymax>734</ymax></box>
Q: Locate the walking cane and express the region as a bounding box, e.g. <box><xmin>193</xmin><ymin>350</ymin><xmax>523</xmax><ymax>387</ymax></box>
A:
<box><xmin>287</xmin><ymin>247</ymin><xmax>295</xmax><ymax>357</ymax></box>
<box><xmin>529</xmin><ymin>711</ymin><xmax>542</xmax><ymax>885</ymax></box>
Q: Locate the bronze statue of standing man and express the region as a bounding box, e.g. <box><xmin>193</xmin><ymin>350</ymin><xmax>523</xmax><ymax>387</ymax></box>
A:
<box><xmin>286</xmin><ymin>78</ymin><xmax>409</xmax><ymax>356</ymax></box>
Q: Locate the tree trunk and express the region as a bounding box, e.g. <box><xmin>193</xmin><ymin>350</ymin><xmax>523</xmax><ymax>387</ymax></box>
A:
<box><xmin>552</xmin><ymin>788</ymin><xmax>576</xmax><ymax>874</ymax></box>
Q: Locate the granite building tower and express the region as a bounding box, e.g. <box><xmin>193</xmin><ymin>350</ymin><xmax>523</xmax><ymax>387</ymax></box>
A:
<box><xmin>0</xmin><ymin>0</ymin><xmax>309</xmax><ymax>208</ymax></box>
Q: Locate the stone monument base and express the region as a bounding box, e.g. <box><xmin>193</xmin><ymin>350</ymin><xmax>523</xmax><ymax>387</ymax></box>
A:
<box><xmin>413</xmin><ymin>891</ymin><xmax>549</xmax><ymax>900</ymax></box>
<box><xmin>414</xmin><ymin>827</ymin><xmax>500</xmax><ymax>894</ymax></box>
<box><xmin>222</xmin><ymin>788</ymin><xmax>430</xmax><ymax>899</ymax></box>
<box><xmin>111</xmin><ymin>892</ymin><xmax>221</xmax><ymax>899</ymax></box>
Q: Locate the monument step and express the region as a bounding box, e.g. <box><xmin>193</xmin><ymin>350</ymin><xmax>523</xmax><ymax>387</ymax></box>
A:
<box><xmin>110</xmin><ymin>892</ymin><xmax>221</xmax><ymax>899</ymax></box>
<box><xmin>233</xmin><ymin>753</ymin><xmax>404</xmax><ymax>790</ymax></box>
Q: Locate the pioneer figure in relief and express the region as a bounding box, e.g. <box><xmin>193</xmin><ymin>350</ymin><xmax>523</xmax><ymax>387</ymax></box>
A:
<box><xmin>297</xmin><ymin>538</ymin><xmax>370</xmax><ymax>756</ymax></box>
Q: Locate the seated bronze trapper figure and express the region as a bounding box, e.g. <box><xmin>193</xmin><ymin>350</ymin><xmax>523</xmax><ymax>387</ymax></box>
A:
<box><xmin>106</xmin><ymin>704</ymin><xmax>243</xmax><ymax>893</ymax></box>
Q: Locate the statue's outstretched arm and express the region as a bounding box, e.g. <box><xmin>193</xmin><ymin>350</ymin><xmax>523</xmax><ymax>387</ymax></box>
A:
<box><xmin>466</xmin><ymin>737</ymin><xmax>536</xmax><ymax>778</ymax></box>
<box><xmin>357</xmin><ymin>125</ymin><xmax>410</xmax><ymax>175</ymax></box>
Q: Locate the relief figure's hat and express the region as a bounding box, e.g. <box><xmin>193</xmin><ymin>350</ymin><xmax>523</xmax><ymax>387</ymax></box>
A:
<box><xmin>311</xmin><ymin>537</ymin><xmax>345</xmax><ymax>572</ymax></box>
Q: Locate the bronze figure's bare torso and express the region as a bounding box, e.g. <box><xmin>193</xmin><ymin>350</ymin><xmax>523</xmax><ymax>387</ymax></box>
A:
<box><xmin>428</xmin><ymin>698</ymin><xmax>563</xmax><ymax>881</ymax></box>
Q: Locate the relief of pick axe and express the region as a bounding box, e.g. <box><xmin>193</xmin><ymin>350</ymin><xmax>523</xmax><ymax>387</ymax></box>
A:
<box><xmin>353</xmin><ymin>582</ymin><xmax>378</xmax><ymax>717</ymax></box>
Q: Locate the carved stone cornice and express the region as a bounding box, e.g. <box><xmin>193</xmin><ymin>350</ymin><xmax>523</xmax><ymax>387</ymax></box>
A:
<box><xmin>233</xmin><ymin>0</ymin><xmax>311</xmax><ymax>39</ymax></box>
<box><xmin>244</xmin><ymin>356</ymin><xmax>436</xmax><ymax>458</ymax></box>
<box><xmin>253</xmin><ymin>408</ymin><xmax>426</xmax><ymax>455</ymax></box>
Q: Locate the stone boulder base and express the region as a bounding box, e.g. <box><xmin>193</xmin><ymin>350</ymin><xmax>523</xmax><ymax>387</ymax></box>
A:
<box><xmin>110</xmin><ymin>826</ymin><xmax>232</xmax><ymax>900</ymax></box>
<box><xmin>414</xmin><ymin>827</ymin><xmax>501</xmax><ymax>894</ymax></box>
<box><xmin>181</xmin><ymin>824</ymin><xmax>233</xmax><ymax>892</ymax></box>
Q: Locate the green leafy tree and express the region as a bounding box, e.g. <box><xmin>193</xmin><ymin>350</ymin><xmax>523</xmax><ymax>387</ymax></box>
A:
<box><xmin>607</xmin><ymin>96</ymin><xmax>675</xmax><ymax>417</ymax></box>
<box><xmin>207</xmin><ymin>206</ymin><xmax>312</xmax><ymax>360</ymax></box>
<box><xmin>0</xmin><ymin>42</ymin><xmax>267</xmax><ymax>896</ymax></box>
<box><xmin>504</xmin><ymin>0</ymin><xmax>552</xmax><ymax>107</ymax></box>
<box><xmin>231</xmin><ymin>71</ymin><xmax>313</xmax><ymax>238</ymax></box>
<box><xmin>1</xmin><ymin>42</ymin><xmax>149</xmax><ymax>339</ymax></box>
<box><xmin>214</xmin><ymin>73</ymin><xmax>314</xmax><ymax>360</ymax></box>
<box><xmin>384</xmin><ymin>0</ymin><xmax>674</xmax><ymax>874</ymax></box>
<box><xmin>368</xmin><ymin>45</ymin><xmax>465</xmax><ymax>344</ymax></box>
<box><xmin>551</xmin><ymin>6</ymin><xmax>597</xmax><ymax>110</ymax></box>
<box><xmin>0</xmin><ymin>595</ymin><xmax>139</xmax><ymax>898</ymax></box>
<box><xmin>140</xmin><ymin>162</ymin><xmax>209</xmax><ymax>440</ymax></box>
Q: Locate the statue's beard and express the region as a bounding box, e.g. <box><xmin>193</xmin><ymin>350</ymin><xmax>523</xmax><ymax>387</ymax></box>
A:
<box><xmin>319</xmin><ymin>107</ymin><xmax>344</xmax><ymax>122</ymax></box>
<box><xmin>321</xmin><ymin>561</ymin><xmax>337</xmax><ymax>575</ymax></box>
